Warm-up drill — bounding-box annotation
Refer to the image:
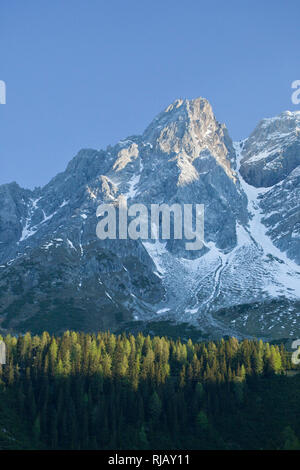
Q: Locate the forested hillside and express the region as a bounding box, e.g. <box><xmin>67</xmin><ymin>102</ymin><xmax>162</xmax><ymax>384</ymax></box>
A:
<box><xmin>0</xmin><ymin>332</ymin><xmax>299</xmax><ymax>450</ymax></box>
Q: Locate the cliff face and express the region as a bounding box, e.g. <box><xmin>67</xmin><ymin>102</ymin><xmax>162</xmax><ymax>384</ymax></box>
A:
<box><xmin>239</xmin><ymin>111</ymin><xmax>300</xmax><ymax>264</ymax></box>
<box><xmin>240</xmin><ymin>111</ymin><xmax>300</xmax><ymax>187</ymax></box>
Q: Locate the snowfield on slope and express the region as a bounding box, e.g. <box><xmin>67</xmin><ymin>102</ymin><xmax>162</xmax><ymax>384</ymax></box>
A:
<box><xmin>140</xmin><ymin>141</ymin><xmax>300</xmax><ymax>337</ymax></box>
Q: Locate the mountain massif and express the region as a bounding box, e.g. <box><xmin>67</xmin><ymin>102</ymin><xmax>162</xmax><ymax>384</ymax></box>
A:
<box><xmin>0</xmin><ymin>98</ymin><xmax>299</xmax><ymax>340</ymax></box>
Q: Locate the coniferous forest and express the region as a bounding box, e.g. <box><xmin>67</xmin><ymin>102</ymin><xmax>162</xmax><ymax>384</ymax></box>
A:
<box><xmin>0</xmin><ymin>331</ymin><xmax>299</xmax><ymax>450</ymax></box>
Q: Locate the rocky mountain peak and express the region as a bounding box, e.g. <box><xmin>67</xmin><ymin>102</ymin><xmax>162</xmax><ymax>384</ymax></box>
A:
<box><xmin>240</xmin><ymin>110</ymin><xmax>300</xmax><ymax>188</ymax></box>
<box><xmin>247</xmin><ymin>110</ymin><xmax>300</xmax><ymax>147</ymax></box>
<box><xmin>142</xmin><ymin>97</ymin><xmax>236</xmax><ymax>185</ymax></box>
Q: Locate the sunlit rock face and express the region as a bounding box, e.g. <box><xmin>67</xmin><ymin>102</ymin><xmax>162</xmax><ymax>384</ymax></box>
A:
<box><xmin>143</xmin><ymin>97</ymin><xmax>237</xmax><ymax>184</ymax></box>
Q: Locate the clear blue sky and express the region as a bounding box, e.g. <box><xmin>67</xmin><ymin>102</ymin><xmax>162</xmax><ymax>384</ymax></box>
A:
<box><xmin>1</xmin><ymin>0</ymin><xmax>300</xmax><ymax>189</ymax></box>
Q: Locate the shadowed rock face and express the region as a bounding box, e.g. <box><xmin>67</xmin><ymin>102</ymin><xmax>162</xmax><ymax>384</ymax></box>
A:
<box><xmin>0</xmin><ymin>99</ymin><xmax>299</xmax><ymax>339</ymax></box>
<box><xmin>240</xmin><ymin>111</ymin><xmax>300</xmax><ymax>187</ymax></box>
<box><xmin>0</xmin><ymin>183</ymin><xmax>32</xmax><ymax>246</ymax></box>
<box><xmin>239</xmin><ymin>111</ymin><xmax>300</xmax><ymax>265</ymax></box>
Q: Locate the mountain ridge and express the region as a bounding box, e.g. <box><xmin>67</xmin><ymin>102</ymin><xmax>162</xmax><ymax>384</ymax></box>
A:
<box><xmin>0</xmin><ymin>97</ymin><xmax>299</xmax><ymax>339</ymax></box>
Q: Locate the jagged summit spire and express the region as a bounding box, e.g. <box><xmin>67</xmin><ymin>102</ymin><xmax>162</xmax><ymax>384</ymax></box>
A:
<box><xmin>163</xmin><ymin>96</ymin><xmax>212</xmax><ymax>114</ymax></box>
<box><xmin>145</xmin><ymin>96</ymin><xmax>214</xmax><ymax>130</ymax></box>
<box><xmin>142</xmin><ymin>96</ymin><xmax>236</xmax><ymax>183</ymax></box>
<box><xmin>143</xmin><ymin>96</ymin><xmax>221</xmax><ymax>145</ymax></box>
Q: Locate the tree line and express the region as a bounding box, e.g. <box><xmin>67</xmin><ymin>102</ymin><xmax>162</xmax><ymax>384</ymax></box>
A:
<box><xmin>0</xmin><ymin>331</ymin><xmax>299</xmax><ymax>450</ymax></box>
